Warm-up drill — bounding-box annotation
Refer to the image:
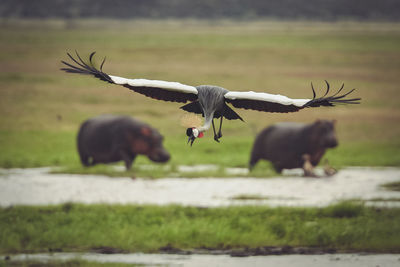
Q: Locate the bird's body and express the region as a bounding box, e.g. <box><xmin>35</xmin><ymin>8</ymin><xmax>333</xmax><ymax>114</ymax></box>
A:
<box><xmin>197</xmin><ymin>86</ymin><xmax>227</xmax><ymax>130</ymax></box>
<box><xmin>61</xmin><ymin>51</ymin><xmax>361</xmax><ymax>145</ymax></box>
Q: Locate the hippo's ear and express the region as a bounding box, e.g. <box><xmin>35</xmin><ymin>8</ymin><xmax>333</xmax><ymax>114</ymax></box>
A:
<box><xmin>141</xmin><ymin>127</ymin><xmax>152</xmax><ymax>137</ymax></box>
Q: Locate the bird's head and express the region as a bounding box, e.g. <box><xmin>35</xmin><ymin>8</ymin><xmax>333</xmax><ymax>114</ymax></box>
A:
<box><xmin>186</xmin><ymin>127</ymin><xmax>204</xmax><ymax>146</ymax></box>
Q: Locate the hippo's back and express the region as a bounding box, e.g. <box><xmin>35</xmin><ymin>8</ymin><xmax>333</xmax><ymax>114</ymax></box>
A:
<box><xmin>250</xmin><ymin>122</ymin><xmax>308</xmax><ymax>170</ymax></box>
<box><xmin>255</xmin><ymin>122</ymin><xmax>306</xmax><ymax>150</ymax></box>
<box><xmin>77</xmin><ymin>115</ymin><xmax>143</xmax><ymax>162</ymax></box>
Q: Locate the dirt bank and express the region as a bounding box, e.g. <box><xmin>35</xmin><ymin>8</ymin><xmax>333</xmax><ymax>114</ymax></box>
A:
<box><xmin>4</xmin><ymin>251</ymin><xmax>400</xmax><ymax>267</ymax></box>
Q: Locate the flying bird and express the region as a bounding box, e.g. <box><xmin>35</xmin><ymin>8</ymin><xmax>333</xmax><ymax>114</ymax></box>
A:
<box><xmin>61</xmin><ymin>51</ymin><xmax>361</xmax><ymax>146</ymax></box>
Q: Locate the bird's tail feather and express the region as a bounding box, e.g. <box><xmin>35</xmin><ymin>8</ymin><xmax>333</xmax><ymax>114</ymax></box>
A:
<box><xmin>223</xmin><ymin>103</ymin><xmax>244</xmax><ymax>121</ymax></box>
<box><xmin>180</xmin><ymin>101</ymin><xmax>203</xmax><ymax>115</ymax></box>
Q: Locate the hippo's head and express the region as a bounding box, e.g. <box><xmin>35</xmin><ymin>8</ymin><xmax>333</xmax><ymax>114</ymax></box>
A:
<box><xmin>311</xmin><ymin>120</ymin><xmax>338</xmax><ymax>148</ymax></box>
<box><xmin>148</xmin><ymin>142</ymin><xmax>171</xmax><ymax>163</ymax></box>
<box><xmin>131</xmin><ymin>126</ymin><xmax>171</xmax><ymax>163</ymax></box>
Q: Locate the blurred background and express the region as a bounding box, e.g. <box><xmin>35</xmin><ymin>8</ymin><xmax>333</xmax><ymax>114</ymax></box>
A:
<box><xmin>1</xmin><ymin>0</ymin><xmax>399</xmax><ymax>21</ymax></box>
<box><xmin>0</xmin><ymin>0</ymin><xmax>399</xmax><ymax>174</ymax></box>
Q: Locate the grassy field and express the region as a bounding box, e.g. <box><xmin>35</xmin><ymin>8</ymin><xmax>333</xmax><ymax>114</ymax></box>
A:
<box><xmin>1</xmin><ymin>203</ymin><xmax>400</xmax><ymax>254</ymax></box>
<box><xmin>1</xmin><ymin>20</ymin><xmax>400</xmax><ymax>257</ymax></box>
<box><xmin>0</xmin><ymin>20</ymin><xmax>399</xmax><ymax>176</ymax></box>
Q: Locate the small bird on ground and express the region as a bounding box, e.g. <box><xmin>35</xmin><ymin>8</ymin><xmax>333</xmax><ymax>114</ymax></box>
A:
<box><xmin>61</xmin><ymin>51</ymin><xmax>361</xmax><ymax>146</ymax></box>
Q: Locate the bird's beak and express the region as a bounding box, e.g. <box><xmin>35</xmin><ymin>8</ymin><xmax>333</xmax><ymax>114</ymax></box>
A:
<box><xmin>187</xmin><ymin>135</ymin><xmax>196</xmax><ymax>146</ymax></box>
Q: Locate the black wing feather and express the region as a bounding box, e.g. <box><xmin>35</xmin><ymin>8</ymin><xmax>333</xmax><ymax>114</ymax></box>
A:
<box><xmin>61</xmin><ymin>51</ymin><xmax>113</xmax><ymax>83</ymax></box>
<box><xmin>226</xmin><ymin>81</ymin><xmax>361</xmax><ymax>113</ymax></box>
<box><xmin>226</xmin><ymin>99</ymin><xmax>302</xmax><ymax>113</ymax></box>
<box><xmin>60</xmin><ymin>51</ymin><xmax>198</xmax><ymax>104</ymax></box>
<box><xmin>127</xmin><ymin>85</ymin><xmax>196</xmax><ymax>103</ymax></box>
<box><xmin>304</xmin><ymin>82</ymin><xmax>361</xmax><ymax>108</ymax></box>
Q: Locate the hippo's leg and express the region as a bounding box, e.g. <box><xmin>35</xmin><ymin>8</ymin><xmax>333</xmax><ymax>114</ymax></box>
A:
<box><xmin>119</xmin><ymin>150</ymin><xmax>136</xmax><ymax>170</ymax></box>
<box><xmin>78</xmin><ymin>151</ymin><xmax>92</xmax><ymax>167</ymax></box>
<box><xmin>272</xmin><ymin>163</ymin><xmax>283</xmax><ymax>174</ymax></box>
<box><xmin>248</xmin><ymin>158</ymin><xmax>259</xmax><ymax>171</ymax></box>
<box><xmin>80</xmin><ymin>155</ymin><xmax>97</xmax><ymax>167</ymax></box>
<box><xmin>302</xmin><ymin>154</ymin><xmax>318</xmax><ymax>177</ymax></box>
<box><xmin>79</xmin><ymin>154</ymin><xmax>90</xmax><ymax>166</ymax></box>
<box><xmin>89</xmin><ymin>157</ymin><xmax>99</xmax><ymax>166</ymax></box>
<box><xmin>323</xmin><ymin>159</ymin><xmax>337</xmax><ymax>177</ymax></box>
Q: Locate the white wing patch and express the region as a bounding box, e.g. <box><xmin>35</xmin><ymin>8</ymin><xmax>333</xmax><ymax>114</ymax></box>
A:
<box><xmin>109</xmin><ymin>75</ymin><xmax>198</xmax><ymax>95</ymax></box>
<box><xmin>224</xmin><ymin>91</ymin><xmax>310</xmax><ymax>107</ymax></box>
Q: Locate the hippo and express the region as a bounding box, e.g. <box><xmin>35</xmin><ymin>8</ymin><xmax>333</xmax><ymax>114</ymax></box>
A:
<box><xmin>77</xmin><ymin>115</ymin><xmax>170</xmax><ymax>170</ymax></box>
<box><xmin>249</xmin><ymin>120</ymin><xmax>338</xmax><ymax>176</ymax></box>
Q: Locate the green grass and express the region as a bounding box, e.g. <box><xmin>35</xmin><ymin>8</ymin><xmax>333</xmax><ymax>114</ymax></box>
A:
<box><xmin>1</xmin><ymin>130</ymin><xmax>398</xmax><ymax>177</ymax></box>
<box><xmin>368</xmin><ymin>198</ymin><xmax>400</xmax><ymax>202</ymax></box>
<box><xmin>1</xmin><ymin>203</ymin><xmax>399</xmax><ymax>254</ymax></box>
<box><xmin>0</xmin><ymin>131</ymin><xmax>76</xmax><ymax>168</ymax></box>
<box><xmin>230</xmin><ymin>194</ymin><xmax>270</xmax><ymax>200</ymax></box>
<box><xmin>0</xmin><ymin>20</ymin><xmax>399</xmax><ymax>176</ymax></box>
<box><xmin>381</xmin><ymin>181</ymin><xmax>400</xmax><ymax>192</ymax></box>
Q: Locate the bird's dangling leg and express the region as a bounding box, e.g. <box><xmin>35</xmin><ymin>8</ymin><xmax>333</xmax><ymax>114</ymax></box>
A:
<box><xmin>217</xmin><ymin>116</ymin><xmax>223</xmax><ymax>139</ymax></box>
<box><xmin>212</xmin><ymin>119</ymin><xmax>220</xmax><ymax>143</ymax></box>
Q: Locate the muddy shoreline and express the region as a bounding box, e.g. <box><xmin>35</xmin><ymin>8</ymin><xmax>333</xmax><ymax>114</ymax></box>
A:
<box><xmin>4</xmin><ymin>245</ymin><xmax>400</xmax><ymax>258</ymax></box>
<box><xmin>1</xmin><ymin>167</ymin><xmax>400</xmax><ymax>207</ymax></box>
<box><xmin>159</xmin><ymin>245</ymin><xmax>340</xmax><ymax>257</ymax></box>
<box><xmin>5</xmin><ymin>251</ymin><xmax>400</xmax><ymax>267</ymax></box>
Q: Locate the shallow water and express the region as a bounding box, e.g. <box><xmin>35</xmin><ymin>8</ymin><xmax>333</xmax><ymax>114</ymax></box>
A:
<box><xmin>1</xmin><ymin>166</ymin><xmax>400</xmax><ymax>207</ymax></box>
<box><xmin>4</xmin><ymin>252</ymin><xmax>400</xmax><ymax>267</ymax></box>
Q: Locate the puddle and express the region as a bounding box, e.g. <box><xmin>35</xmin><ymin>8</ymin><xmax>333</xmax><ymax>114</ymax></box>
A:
<box><xmin>114</xmin><ymin>164</ymin><xmax>249</xmax><ymax>176</ymax></box>
<box><xmin>177</xmin><ymin>164</ymin><xmax>219</xmax><ymax>173</ymax></box>
<box><xmin>3</xmin><ymin>252</ymin><xmax>400</xmax><ymax>267</ymax></box>
<box><xmin>0</xmin><ymin>167</ymin><xmax>400</xmax><ymax>207</ymax></box>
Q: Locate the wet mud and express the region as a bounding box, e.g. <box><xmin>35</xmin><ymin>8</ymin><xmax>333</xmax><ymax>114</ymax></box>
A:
<box><xmin>3</xmin><ymin>251</ymin><xmax>400</xmax><ymax>267</ymax></box>
<box><xmin>1</xmin><ymin>167</ymin><xmax>400</xmax><ymax>207</ymax></box>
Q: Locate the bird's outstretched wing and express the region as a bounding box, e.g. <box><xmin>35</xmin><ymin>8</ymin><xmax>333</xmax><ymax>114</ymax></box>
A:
<box><xmin>224</xmin><ymin>81</ymin><xmax>360</xmax><ymax>113</ymax></box>
<box><xmin>61</xmin><ymin>51</ymin><xmax>198</xmax><ymax>103</ymax></box>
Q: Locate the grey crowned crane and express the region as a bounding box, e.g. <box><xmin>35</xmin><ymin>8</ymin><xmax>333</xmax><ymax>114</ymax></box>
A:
<box><xmin>61</xmin><ymin>52</ymin><xmax>361</xmax><ymax>146</ymax></box>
